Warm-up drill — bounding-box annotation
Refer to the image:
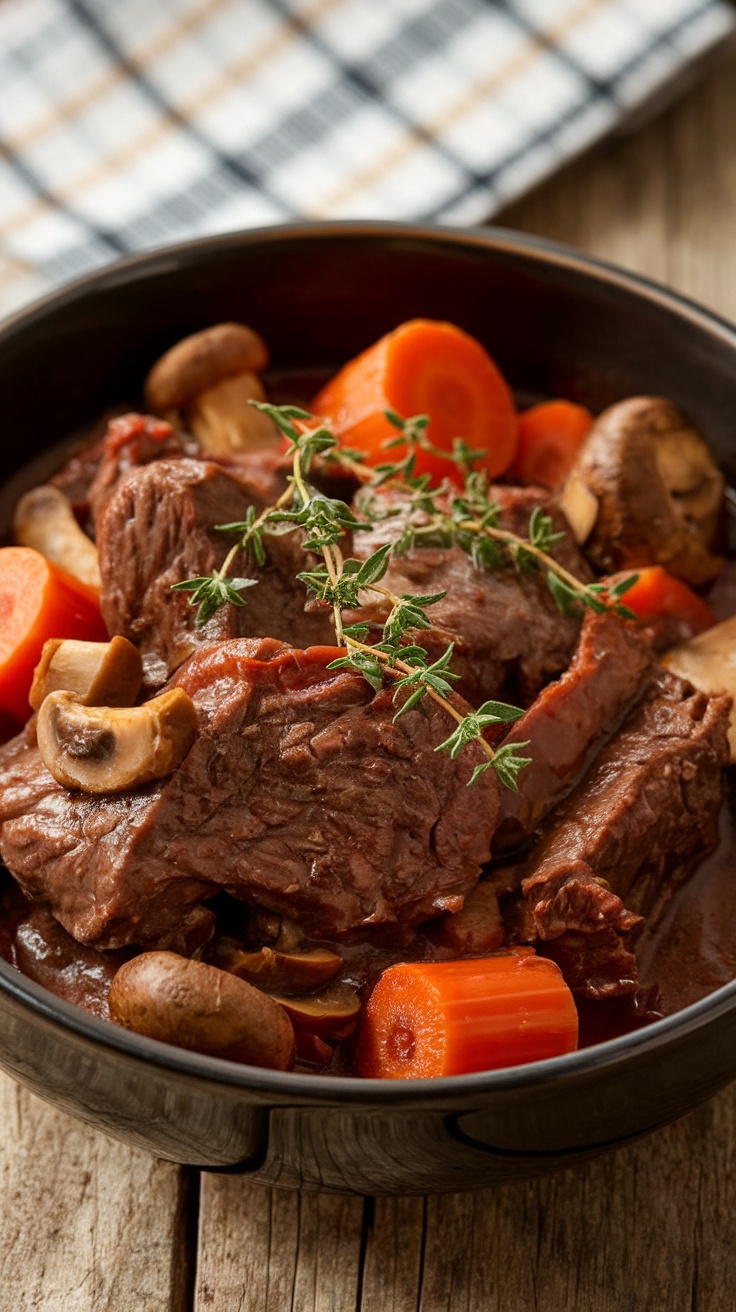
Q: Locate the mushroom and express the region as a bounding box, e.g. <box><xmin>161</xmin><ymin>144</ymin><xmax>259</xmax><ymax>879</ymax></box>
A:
<box><xmin>37</xmin><ymin>687</ymin><xmax>197</xmax><ymax>793</ymax></box>
<box><xmin>13</xmin><ymin>485</ymin><xmax>100</xmax><ymax>590</ymax></box>
<box><xmin>109</xmin><ymin>951</ymin><xmax>295</xmax><ymax>1070</ymax></box>
<box><xmin>662</xmin><ymin>614</ymin><xmax>736</xmax><ymax>759</ymax></box>
<box><xmin>562</xmin><ymin>397</ymin><xmax>724</xmax><ymax>585</ymax></box>
<box><xmin>269</xmin><ymin>981</ymin><xmax>362</xmax><ymax>1040</ymax></box>
<box><xmin>29</xmin><ymin>636</ymin><xmax>143</xmax><ymax>711</ymax></box>
<box><xmin>213</xmin><ymin>942</ymin><xmax>343</xmax><ymax>995</ymax></box>
<box><xmin>143</xmin><ymin>322</ymin><xmax>278</xmax><ymax>455</ymax></box>
<box><xmin>557</xmin><ymin>472</ymin><xmax>599</xmax><ymax>545</ymax></box>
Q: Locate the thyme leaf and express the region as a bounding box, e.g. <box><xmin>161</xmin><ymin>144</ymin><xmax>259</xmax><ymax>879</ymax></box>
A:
<box><xmin>171</xmin><ymin>573</ymin><xmax>258</xmax><ymax>626</ymax></box>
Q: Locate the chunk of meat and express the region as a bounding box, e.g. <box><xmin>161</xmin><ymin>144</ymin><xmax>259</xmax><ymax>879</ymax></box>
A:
<box><xmin>510</xmin><ymin>670</ymin><xmax>731</xmax><ymax>998</ymax></box>
<box><xmin>51</xmin><ymin>412</ymin><xmax>196</xmax><ymax>528</ymax></box>
<box><xmin>349</xmin><ymin>484</ymin><xmax>592</xmax><ymax>705</ymax></box>
<box><xmin>0</xmin><ymin>641</ymin><xmax>500</xmax><ymax>949</ymax></box>
<box><xmin>495</xmin><ymin>612</ymin><xmax>654</xmax><ymax>849</ymax></box>
<box><xmin>97</xmin><ymin>458</ymin><xmax>335</xmax><ymax>688</ymax></box>
<box><xmin>52</xmin><ymin>411</ymin><xmax>284</xmax><ymax>533</ymax></box>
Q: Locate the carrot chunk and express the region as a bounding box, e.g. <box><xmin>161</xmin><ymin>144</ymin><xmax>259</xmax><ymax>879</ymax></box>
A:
<box><xmin>613</xmin><ymin>566</ymin><xmax>715</xmax><ymax>635</ymax></box>
<box><xmin>312</xmin><ymin>319</ymin><xmax>518</xmax><ymax>483</ymax></box>
<box><xmin>0</xmin><ymin>547</ymin><xmax>107</xmax><ymax>722</ymax></box>
<box><xmin>357</xmin><ymin>951</ymin><xmax>578</xmax><ymax>1079</ymax></box>
<box><xmin>513</xmin><ymin>400</ymin><xmax>593</xmax><ymax>489</ymax></box>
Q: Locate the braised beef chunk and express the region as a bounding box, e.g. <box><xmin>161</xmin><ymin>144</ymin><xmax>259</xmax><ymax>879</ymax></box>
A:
<box><xmin>0</xmin><ymin>641</ymin><xmax>500</xmax><ymax>949</ymax></box>
<box><xmin>495</xmin><ymin>612</ymin><xmax>654</xmax><ymax>849</ymax></box>
<box><xmin>52</xmin><ymin>412</ymin><xmax>196</xmax><ymax>527</ymax></box>
<box><xmin>512</xmin><ymin>670</ymin><xmax>731</xmax><ymax>998</ymax></box>
<box><xmin>52</xmin><ymin>411</ymin><xmax>285</xmax><ymax>533</ymax></box>
<box><xmin>97</xmin><ymin>458</ymin><xmax>336</xmax><ymax>688</ymax></box>
<box><xmin>349</xmin><ymin>484</ymin><xmax>592</xmax><ymax>705</ymax></box>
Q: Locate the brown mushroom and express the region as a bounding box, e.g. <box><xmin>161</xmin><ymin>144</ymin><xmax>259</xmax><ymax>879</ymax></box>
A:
<box><xmin>109</xmin><ymin>951</ymin><xmax>295</xmax><ymax>1070</ymax></box>
<box><xmin>562</xmin><ymin>397</ymin><xmax>724</xmax><ymax>585</ymax></box>
<box><xmin>29</xmin><ymin>636</ymin><xmax>143</xmax><ymax>711</ymax></box>
<box><xmin>432</xmin><ymin>880</ymin><xmax>505</xmax><ymax>955</ymax></box>
<box><xmin>37</xmin><ymin>687</ymin><xmax>197</xmax><ymax>792</ymax></box>
<box><xmin>213</xmin><ymin>942</ymin><xmax>343</xmax><ymax>995</ymax></box>
<box><xmin>143</xmin><ymin>323</ymin><xmax>278</xmax><ymax>455</ymax></box>
<box><xmin>13</xmin><ymin>484</ymin><xmax>100</xmax><ymax>590</ymax></box>
<box><xmin>662</xmin><ymin>614</ymin><xmax>736</xmax><ymax>760</ymax></box>
<box><xmin>269</xmin><ymin>981</ymin><xmax>362</xmax><ymax>1040</ymax></box>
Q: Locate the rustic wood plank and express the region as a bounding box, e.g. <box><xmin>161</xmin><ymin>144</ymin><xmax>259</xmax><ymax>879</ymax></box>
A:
<box><xmin>0</xmin><ymin>1070</ymin><xmax>192</xmax><ymax>1312</ymax></box>
<box><xmin>500</xmin><ymin>46</ymin><xmax>736</xmax><ymax>320</ymax></box>
<box><xmin>352</xmin><ymin>1084</ymin><xmax>736</xmax><ymax>1312</ymax></box>
<box><xmin>195</xmin><ymin>1178</ymin><xmax>365</xmax><ymax>1311</ymax></box>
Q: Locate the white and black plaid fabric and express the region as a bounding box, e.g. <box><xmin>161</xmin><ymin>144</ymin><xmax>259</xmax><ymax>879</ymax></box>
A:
<box><xmin>0</xmin><ymin>0</ymin><xmax>733</xmax><ymax>319</ymax></box>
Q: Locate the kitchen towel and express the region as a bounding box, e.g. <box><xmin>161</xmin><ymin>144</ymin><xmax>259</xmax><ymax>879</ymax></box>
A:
<box><xmin>0</xmin><ymin>0</ymin><xmax>733</xmax><ymax>318</ymax></box>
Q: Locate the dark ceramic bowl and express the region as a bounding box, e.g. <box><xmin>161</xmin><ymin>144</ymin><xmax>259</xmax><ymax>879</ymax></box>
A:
<box><xmin>2</xmin><ymin>222</ymin><xmax>736</xmax><ymax>1196</ymax></box>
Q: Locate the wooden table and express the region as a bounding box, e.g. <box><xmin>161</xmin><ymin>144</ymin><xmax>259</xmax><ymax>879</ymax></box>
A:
<box><xmin>3</xmin><ymin>47</ymin><xmax>736</xmax><ymax>1312</ymax></box>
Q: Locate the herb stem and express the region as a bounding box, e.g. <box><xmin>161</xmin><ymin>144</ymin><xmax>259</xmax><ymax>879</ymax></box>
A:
<box><xmin>342</xmin><ymin>635</ymin><xmax>496</xmax><ymax>763</ymax></box>
<box><xmin>458</xmin><ymin>519</ymin><xmax>588</xmax><ymax>595</ymax></box>
<box><xmin>219</xmin><ymin>482</ymin><xmax>295</xmax><ymax>580</ymax></box>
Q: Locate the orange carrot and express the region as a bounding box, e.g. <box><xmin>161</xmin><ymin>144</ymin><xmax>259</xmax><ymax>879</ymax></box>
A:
<box><xmin>613</xmin><ymin>566</ymin><xmax>715</xmax><ymax>635</ymax></box>
<box><xmin>312</xmin><ymin>319</ymin><xmax>518</xmax><ymax>483</ymax></box>
<box><xmin>0</xmin><ymin>547</ymin><xmax>108</xmax><ymax>722</ymax></box>
<box><xmin>513</xmin><ymin>400</ymin><xmax>593</xmax><ymax>489</ymax></box>
<box><xmin>356</xmin><ymin>950</ymin><xmax>578</xmax><ymax>1079</ymax></box>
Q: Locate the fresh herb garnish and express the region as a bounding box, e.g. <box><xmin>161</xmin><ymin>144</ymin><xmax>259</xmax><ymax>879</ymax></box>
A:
<box><xmin>172</xmin><ymin>400</ymin><xmax>638</xmax><ymax>787</ymax></box>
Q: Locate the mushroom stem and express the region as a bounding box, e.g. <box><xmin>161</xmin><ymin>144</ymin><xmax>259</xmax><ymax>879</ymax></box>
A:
<box><xmin>30</xmin><ymin>636</ymin><xmax>143</xmax><ymax>711</ymax></box>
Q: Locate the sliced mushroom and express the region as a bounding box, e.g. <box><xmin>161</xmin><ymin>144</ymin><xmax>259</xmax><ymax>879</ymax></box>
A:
<box><xmin>557</xmin><ymin>472</ymin><xmax>599</xmax><ymax>545</ymax></box>
<box><xmin>109</xmin><ymin>951</ymin><xmax>295</xmax><ymax>1070</ymax></box>
<box><xmin>564</xmin><ymin>397</ymin><xmax>724</xmax><ymax>585</ymax></box>
<box><xmin>37</xmin><ymin>687</ymin><xmax>197</xmax><ymax>793</ymax></box>
<box><xmin>213</xmin><ymin>942</ymin><xmax>343</xmax><ymax>995</ymax></box>
<box><xmin>30</xmin><ymin>636</ymin><xmax>143</xmax><ymax>711</ymax></box>
<box><xmin>144</xmin><ymin>323</ymin><xmax>278</xmax><ymax>455</ymax></box>
<box><xmin>13</xmin><ymin>485</ymin><xmax>100</xmax><ymax>590</ymax></box>
<box><xmin>269</xmin><ymin>981</ymin><xmax>362</xmax><ymax>1040</ymax></box>
<box><xmin>662</xmin><ymin>615</ymin><xmax>736</xmax><ymax>759</ymax></box>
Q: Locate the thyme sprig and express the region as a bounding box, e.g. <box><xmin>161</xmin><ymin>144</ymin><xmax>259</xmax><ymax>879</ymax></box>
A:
<box><xmin>171</xmin><ymin>402</ymin><xmax>529</xmax><ymax>788</ymax></box>
<box><xmin>329</xmin><ymin>415</ymin><xmax>638</xmax><ymax>619</ymax></box>
<box><xmin>171</xmin><ymin>399</ymin><xmax>636</xmax><ymax>790</ymax></box>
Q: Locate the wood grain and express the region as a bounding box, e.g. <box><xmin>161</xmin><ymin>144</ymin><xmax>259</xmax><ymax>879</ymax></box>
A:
<box><xmin>499</xmin><ymin>41</ymin><xmax>736</xmax><ymax>320</ymax></box>
<box><xmin>0</xmin><ymin>1070</ymin><xmax>192</xmax><ymax>1312</ymax></box>
<box><xmin>195</xmin><ymin>1181</ymin><xmax>365</xmax><ymax>1310</ymax></box>
<box><xmin>4</xmin><ymin>40</ymin><xmax>736</xmax><ymax>1312</ymax></box>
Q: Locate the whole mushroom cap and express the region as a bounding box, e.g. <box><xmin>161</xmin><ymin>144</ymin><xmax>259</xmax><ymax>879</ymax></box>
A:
<box><xmin>144</xmin><ymin>323</ymin><xmax>269</xmax><ymax>412</ymax></box>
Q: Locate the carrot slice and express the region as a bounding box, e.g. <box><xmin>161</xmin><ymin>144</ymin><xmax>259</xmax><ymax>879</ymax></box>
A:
<box><xmin>513</xmin><ymin>400</ymin><xmax>593</xmax><ymax>489</ymax></box>
<box><xmin>0</xmin><ymin>547</ymin><xmax>108</xmax><ymax>722</ymax></box>
<box><xmin>312</xmin><ymin>319</ymin><xmax>518</xmax><ymax>483</ymax></box>
<box><xmin>357</xmin><ymin>951</ymin><xmax>578</xmax><ymax>1079</ymax></box>
<box><xmin>613</xmin><ymin>566</ymin><xmax>715</xmax><ymax>635</ymax></box>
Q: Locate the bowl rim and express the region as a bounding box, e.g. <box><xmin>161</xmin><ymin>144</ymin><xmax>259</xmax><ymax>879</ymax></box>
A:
<box><xmin>3</xmin><ymin>217</ymin><xmax>736</xmax><ymax>1103</ymax></box>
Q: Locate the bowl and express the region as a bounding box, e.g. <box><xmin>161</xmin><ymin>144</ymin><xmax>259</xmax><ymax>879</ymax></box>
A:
<box><xmin>2</xmin><ymin>221</ymin><xmax>736</xmax><ymax>1196</ymax></box>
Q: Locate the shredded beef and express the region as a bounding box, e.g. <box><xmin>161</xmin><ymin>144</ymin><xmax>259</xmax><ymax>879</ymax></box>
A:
<box><xmin>348</xmin><ymin>484</ymin><xmax>592</xmax><ymax>705</ymax></box>
<box><xmin>97</xmin><ymin>458</ymin><xmax>335</xmax><ymax>688</ymax></box>
<box><xmin>0</xmin><ymin>641</ymin><xmax>500</xmax><ymax>950</ymax></box>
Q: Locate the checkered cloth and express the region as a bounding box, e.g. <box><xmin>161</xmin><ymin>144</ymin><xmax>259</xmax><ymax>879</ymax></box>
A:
<box><xmin>0</xmin><ymin>0</ymin><xmax>733</xmax><ymax>320</ymax></box>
